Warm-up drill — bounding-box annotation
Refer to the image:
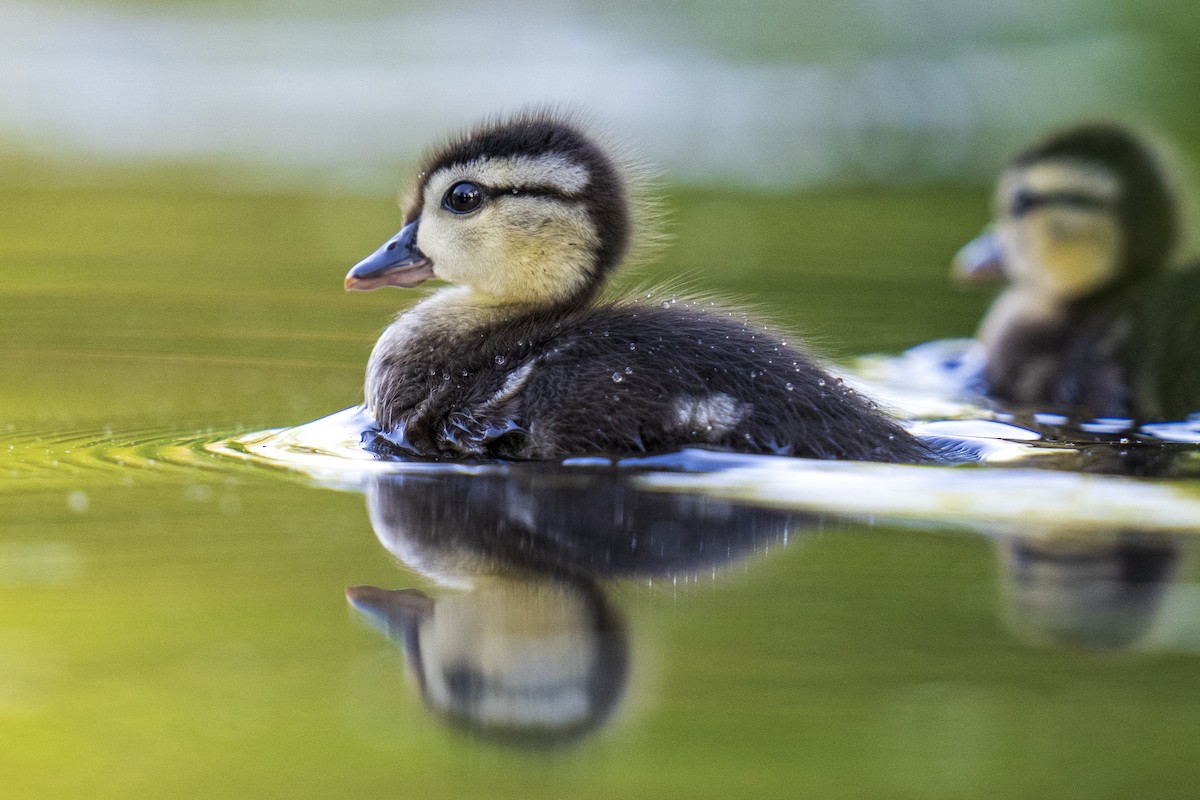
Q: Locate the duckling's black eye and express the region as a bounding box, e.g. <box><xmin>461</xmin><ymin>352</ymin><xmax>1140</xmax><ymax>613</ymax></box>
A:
<box><xmin>443</xmin><ymin>181</ymin><xmax>485</xmax><ymax>214</ymax></box>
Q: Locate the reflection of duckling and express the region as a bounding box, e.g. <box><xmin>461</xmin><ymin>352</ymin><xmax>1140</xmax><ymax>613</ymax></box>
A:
<box><xmin>362</xmin><ymin>469</ymin><xmax>807</xmax><ymax>583</ymax></box>
<box><xmin>346</xmin><ymin>578</ymin><xmax>628</xmax><ymax>747</ymax></box>
<box><xmin>347</xmin><ymin>467</ymin><xmax>812</xmax><ymax>746</ymax></box>
<box><xmin>999</xmin><ymin>532</ymin><xmax>1178</xmax><ymax>650</ymax></box>
<box><xmin>955</xmin><ymin>124</ymin><xmax>1200</xmax><ymax>420</ymax></box>
<box><xmin>346</xmin><ymin>110</ymin><xmax>926</xmax><ymax>462</ymax></box>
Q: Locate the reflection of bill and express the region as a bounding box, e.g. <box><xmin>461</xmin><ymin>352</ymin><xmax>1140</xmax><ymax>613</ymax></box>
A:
<box><xmin>346</xmin><ymin>467</ymin><xmax>812</xmax><ymax>746</ymax></box>
<box><xmin>347</xmin><ymin>578</ymin><xmax>628</xmax><ymax>747</ymax></box>
<box><xmin>1000</xmin><ymin>532</ymin><xmax>1179</xmax><ymax>650</ymax></box>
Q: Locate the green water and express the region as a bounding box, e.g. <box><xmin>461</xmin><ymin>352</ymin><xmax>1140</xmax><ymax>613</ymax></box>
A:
<box><xmin>5</xmin><ymin>177</ymin><xmax>1200</xmax><ymax>799</ymax></box>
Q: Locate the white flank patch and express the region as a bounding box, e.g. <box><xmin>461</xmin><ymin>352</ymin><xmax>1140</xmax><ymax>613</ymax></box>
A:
<box><xmin>672</xmin><ymin>393</ymin><xmax>750</xmax><ymax>437</ymax></box>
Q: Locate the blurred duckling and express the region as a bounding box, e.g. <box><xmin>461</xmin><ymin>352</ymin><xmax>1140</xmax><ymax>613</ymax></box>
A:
<box><xmin>955</xmin><ymin>123</ymin><xmax>1200</xmax><ymax>420</ymax></box>
<box><xmin>346</xmin><ymin>110</ymin><xmax>926</xmax><ymax>461</ymax></box>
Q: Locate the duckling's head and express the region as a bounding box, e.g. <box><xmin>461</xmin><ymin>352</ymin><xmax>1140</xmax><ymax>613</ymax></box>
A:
<box><xmin>346</xmin><ymin>111</ymin><xmax>637</xmax><ymax>309</ymax></box>
<box><xmin>956</xmin><ymin>124</ymin><xmax>1180</xmax><ymax>302</ymax></box>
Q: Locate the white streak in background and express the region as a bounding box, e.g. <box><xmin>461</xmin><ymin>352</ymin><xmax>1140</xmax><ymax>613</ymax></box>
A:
<box><xmin>0</xmin><ymin>1</ymin><xmax>1152</xmax><ymax>189</ymax></box>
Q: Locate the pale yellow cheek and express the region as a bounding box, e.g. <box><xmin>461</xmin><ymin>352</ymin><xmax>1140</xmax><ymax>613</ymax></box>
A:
<box><xmin>415</xmin><ymin>213</ymin><xmax>487</xmax><ymax>285</ymax></box>
<box><xmin>1040</xmin><ymin>239</ymin><xmax>1119</xmax><ymax>298</ymax></box>
<box><xmin>488</xmin><ymin>220</ymin><xmax>594</xmax><ymax>301</ymax></box>
<box><xmin>1039</xmin><ymin>219</ymin><xmax>1120</xmax><ymax>299</ymax></box>
<box><xmin>418</xmin><ymin>200</ymin><xmax>600</xmax><ymax>304</ymax></box>
<box><xmin>1000</xmin><ymin>216</ymin><xmax>1120</xmax><ymax>301</ymax></box>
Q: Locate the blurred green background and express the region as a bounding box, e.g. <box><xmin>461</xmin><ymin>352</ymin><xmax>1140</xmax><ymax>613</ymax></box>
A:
<box><xmin>7</xmin><ymin>0</ymin><xmax>1200</xmax><ymax>432</ymax></box>
<box><xmin>4</xmin><ymin>0</ymin><xmax>1200</xmax><ymax>189</ymax></box>
<box><xmin>5</xmin><ymin>2</ymin><xmax>1200</xmax><ymax>798</ymax></box>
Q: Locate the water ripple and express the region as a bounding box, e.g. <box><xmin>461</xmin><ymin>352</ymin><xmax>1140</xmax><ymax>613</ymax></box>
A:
<box><xmin>2</xmin><ymin>423</ymin><xmax>251</xmax><ymax>490</ymax></box>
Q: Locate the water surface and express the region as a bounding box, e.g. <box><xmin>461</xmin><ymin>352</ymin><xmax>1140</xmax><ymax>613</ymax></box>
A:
<box><xmin>5</xmin><ymin>179</ymin><xmax>1200</xmax><ymax>799</ymax></box>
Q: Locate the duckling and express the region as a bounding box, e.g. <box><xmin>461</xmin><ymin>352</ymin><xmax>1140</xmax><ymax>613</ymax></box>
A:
<box><xmin>346</xmin><ymin>110</ymin><xmax>926</xmax><ymax>462</ymax></box>
<box><xmin>955</xmin><ymin>123</ymin><xmax>1200</xmax><ymax>420</ymax></box>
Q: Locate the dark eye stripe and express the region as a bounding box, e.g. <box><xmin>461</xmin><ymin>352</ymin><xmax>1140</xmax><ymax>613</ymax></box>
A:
<box><xmin>483</xmin><ymin>183</ymin><xmax>579</xmax><ymax>202</ymax></box>
<box><xmin>1010</xmin><ymin>189</ymin><xmax>1114</xmax><ymax>217</ymax></box>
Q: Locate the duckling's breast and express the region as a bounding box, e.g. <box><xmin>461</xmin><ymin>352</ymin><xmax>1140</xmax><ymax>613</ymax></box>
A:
<box><xmin>982</xmin><ymin>310</ymin><xmax>1129</xmax><ymax>417</ymax></box>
